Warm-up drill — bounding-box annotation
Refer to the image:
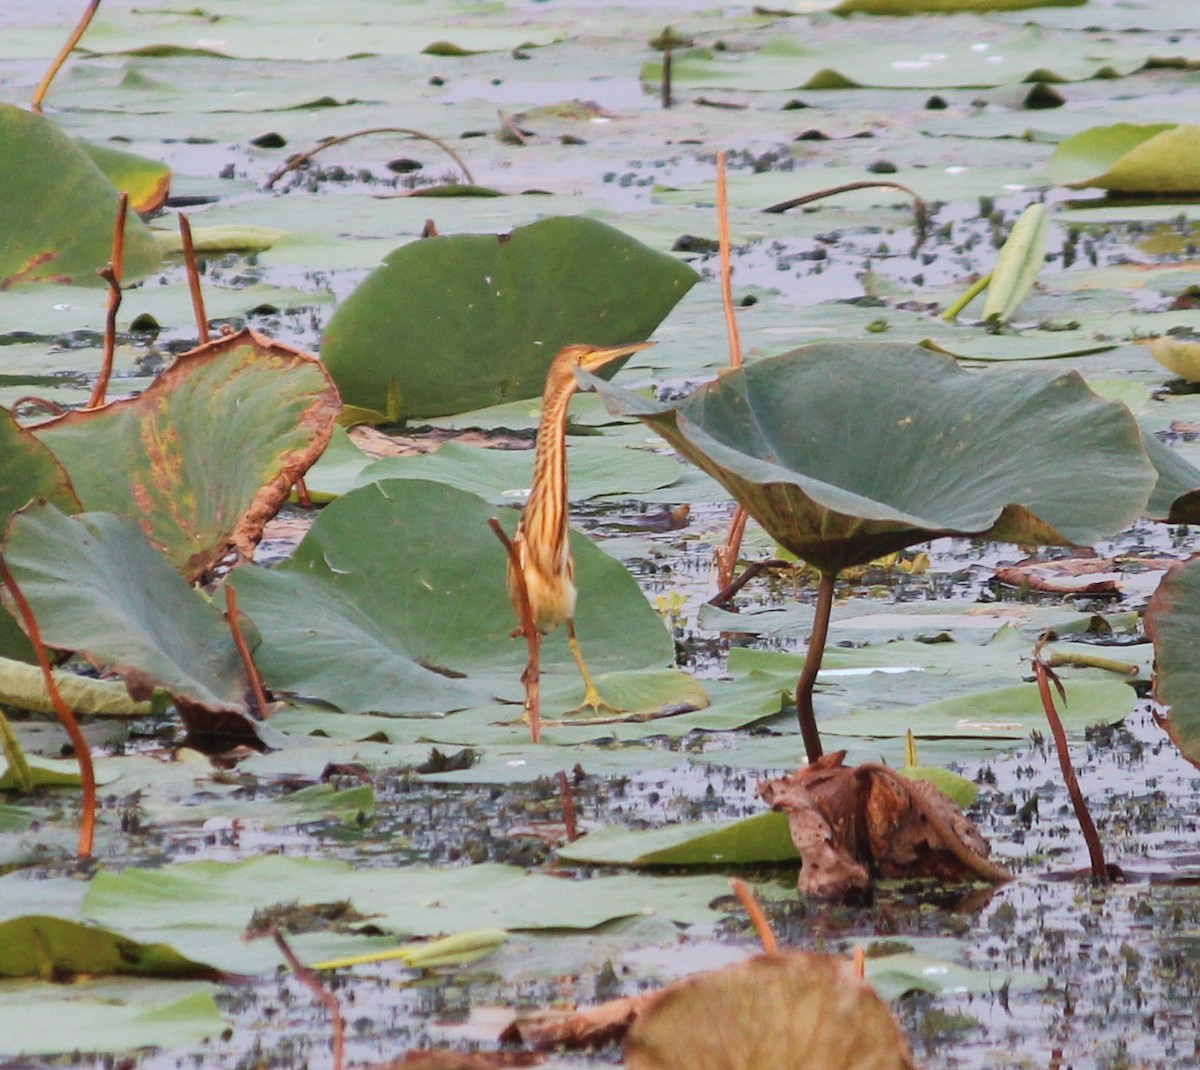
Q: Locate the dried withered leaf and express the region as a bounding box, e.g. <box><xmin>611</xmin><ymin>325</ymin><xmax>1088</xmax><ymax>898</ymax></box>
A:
<box><xmin>624</xmin><ymin>953</ymin><xmax>915</xmax><ymax>1070</ymax></box>
<box><xmin>500</xmin><ymin>992</ymin><xmax>656</xmax><ymax>1051</ymax></box>
<box><xmin>759</xmin><ymin>751</ymin><xmax>1010</xmax><ymax>898</ymax></box>
<box><xmin>373</xmin><ymin>1052</ymin><xmax>541</xmax><ymax>1070</ymax></box>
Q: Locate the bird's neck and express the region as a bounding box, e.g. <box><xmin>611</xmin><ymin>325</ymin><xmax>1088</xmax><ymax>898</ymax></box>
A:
<box><xmin>523</xmin><ymin>373</ymin><xmax>577</xmax><ymax>559</ymax></box>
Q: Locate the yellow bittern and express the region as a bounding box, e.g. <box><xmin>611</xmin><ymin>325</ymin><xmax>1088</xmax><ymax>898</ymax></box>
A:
<box><xmin>507</xmin><ymin>340</ymin><xmax>654</xmax><ymax>716</ymax></box>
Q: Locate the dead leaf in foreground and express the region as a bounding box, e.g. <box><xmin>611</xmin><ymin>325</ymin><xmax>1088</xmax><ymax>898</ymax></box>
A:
<box><xmin>759</xmin><ymin>752</ymin><xmax>1011</xmax><ymax>898</ymax></box>
<box><xmin>501</xmin><ymin>992</ymin><xmax>656</xmax><ymax>1051</ymax></box>
<box><xmin>372</xmin><ymin>1052</ymin><xmax>541</xmax><ymax>1070</ymax></box>
<box><xmin>625</xmin><ymin>953</ymin><xmax>915</xmax><ymax>1070</ymax></box>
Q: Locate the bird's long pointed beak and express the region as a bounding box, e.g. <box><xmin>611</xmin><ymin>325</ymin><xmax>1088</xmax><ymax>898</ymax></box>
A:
<box><xmin>577</xmin><ymin>340</ymin><xmax>655</xmax><ymax>373</ymax></box>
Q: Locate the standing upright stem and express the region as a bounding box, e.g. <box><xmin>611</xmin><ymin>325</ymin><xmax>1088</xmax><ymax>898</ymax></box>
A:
<box><xmin>178</xmin><ymin>214</ymin><xmax>210</xmax><ymax>345</ymax></box>
<box><xmin>713</xmin><ymin>150</ymin><xmax>750</xmax><ymax>593</ymax></box>
<box><xmin>0</xmin><ymin>558</ymin><xmax>95</xmax><ymax>860</ymax></box>
<box><xmin>795</xmin><ymin>571</ymin><xmax>835</xmax><ymax>764</ymax></box>
<box><xmin>1034</xmin><ymin>655</ymin><xmax>1109</xmax><ymax>881</ymax></box>
<box><xmin>88</xmin><ymin>191</ymin><xmax>128</xmax><ymax>409</ymax></box>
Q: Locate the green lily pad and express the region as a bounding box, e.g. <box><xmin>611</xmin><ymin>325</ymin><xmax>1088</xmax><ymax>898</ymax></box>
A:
<box><xmin>835</xmin><ymin>0</ymin><xmax>1083</xmax><ymax>10</ymax></box>
<box><xmin>226</xmin><ymin>479</ymin><xmax>676</xmax><ymax>715</ymax></box>
<box><xmin>0</xmin><ymin>104</ymin><xmax>160</xmax><ymax>289</ymax></box>
<box><xmin>34</xmin><ymin>328</ymin><xmax>341</xmax><ymax>582</ymax></box>
<box><xmin>557</xmin><ymin>811</ymin><xmax>798</xmax><ymax>867</ymax></box>
<box><xmin>79</xmin><ymin>140</ymin><xmax>171</xmax><ymax>214</ymax></box>
<box><xmin>0</xmin><ymin>655</ymin><xmax>155</xmax><ymax>718</ymax></box>
<box><xmin>0</xmin><ymin>982</ymin><xmax>225</xmax><ymax>1056</ymax></box>
<box><xmin>320</xmin><ymin>216</ymin><xmax>698</xmax><ymax>419</ymax></box>
<box><xmin>0</xmin><ymin>916</ymin><xmax>215</xmax><ymax>980</ymax></box>
<box><xmin>1143</xmin><ymin>557</ymin><xmax>1200</xmax><ymax>765</ymax></box>
<box><xmin>0</xmin><ymin>405</ymin><xmax>78</xmax><ymax>522</ymax></box>
<box><xmin>1049</xmin><ymin>123</ymin><xmax>1200</xmax><ymax>194</ymax></box>
<box><xmin>1</xmin><ymin>504</ymin><xmax>253</xmax><ymax>724</ymax></box>
<box><xmin>588</xmin><ymin>343</ymin><xmax>1155</xmax><ymax>574</ymax></box>
<box><xmin>864</xmin><ymin>950</ymin><xmax>1043</xmax><ymax>1000</ymax></box>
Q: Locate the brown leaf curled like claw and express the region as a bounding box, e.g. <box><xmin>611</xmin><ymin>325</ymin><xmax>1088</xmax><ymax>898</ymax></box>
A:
<box><xmin>758</xmin><ymin>751</ymin><xmax>1011</xmax><ymax>898</ymax></box>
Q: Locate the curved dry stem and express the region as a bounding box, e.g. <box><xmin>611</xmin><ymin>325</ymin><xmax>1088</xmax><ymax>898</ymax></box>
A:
<box><xmin>730</xmin><ymin>878</ymin><xmax>778</xmax><ymax>955</ymax></box>
<box><xmin>763</xmin><ymin>180</ymin><xmax>929</xmax><ymax>246</ymax></box>
<box><xmin>31</xmin><ymin>0</ymin><xmax>100</xmax><ymax>112</ymax></box>
<box><xmin>263</xmin><ymin>127</ymin><xmax>474</xmax><ymax>190</ymax></box>
<box><xmin>0</xmin><ymin>558</ymin><xmax>95</xmax><ymax>860</ymax></box>
<box><xmin>795</xmin><ymin>571</ymin><xmax>835</xmax><ymax>764</ymax></box>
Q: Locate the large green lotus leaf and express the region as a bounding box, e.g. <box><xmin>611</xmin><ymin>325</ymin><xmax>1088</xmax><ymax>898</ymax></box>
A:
<box><xmin>557</xmin><ymin>812</ymin><xmax>798</xmax><ymax>867</ymax></box>
<box><xmin>0</xmin><ymin>982</ymin><xmax>224</xmax><ymax>1056</ymax></box>
<box><xmin>1049</xmin><ymin>124</ymin><xmax>1200</xmax><ymax>193</ymax></box>
<box><xmin>0</xmin><ymin>104</ymin><xmax>160</xmax><ymax>289</ymax></box>
<box><xmin>1</xmin><ymin>504</ymin><xmax>253</xmax><ymax>719</ymax></box>
<box><xmin>227</xmin><ymin>479</ymin><xmax>675</xmax><ymax>715</ymax></box>
<box><xmin>0</xmin><ymin>916</ymin><xmax>214</xmax><ymax>980</ymax></box>
<box><xmin>588</xmin><ymin>343</ymin><xmax>1155</xmax><ymax>574</ymax></box>
<box><xmin>1143</xmin><ymin>557</ymin><xmax>1200</xmax><ymax>765</ymax></box>
<box><xmin>320</xmin><ymin>216</ymin><xmax>698</xmax><ymax>418</ymax></box>
<box><xmin>349</xmin><ymin>440</ymin><xmax>682</xmax><ymax>504</ymax></box>
<box><xmin>34</xmin><ymin>328</ymin><xmax>341</xmax><ymax>582</ymax></box>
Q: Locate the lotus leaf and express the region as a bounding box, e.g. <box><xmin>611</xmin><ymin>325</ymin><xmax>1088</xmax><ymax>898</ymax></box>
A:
<box><xmin>320</xmin><ymin>216</ymin><xmax>698</xmax><ymax>419</ymax></box>
<box><xmin>1143</xmin><ymin>556</ymin><xmax>1200</xmax><ymax>766</ymax></box>
<box><xmin>226</xmin><ymin>479</ymin><xmax>676</xmax><ymax>715</ymax></box>
<box><xmin>79</xmin><ymin>141</ymin><xmax>171</xmax><ymax>214</ymax></box>
<box><xmin>1049</xmin><ymin>123</ymin><xmax>1200</xmax><ymax>193</ymax></box>
<box><xmin>835</xmin><ymin>0</ymin><xmax>1083</xmax><ymax>10</ymax></box>
<box><xmin>981</xmin><ymin>203</ymin><xmax>1047</xmax><ymax>325</ymax></box>
<box><xmin>34</xmin><ymin>328</ymin><xmax>341</xmax><ymax>582</ymax></box>
<box><xmin>587</xmin><ymin>343</ymin><xmax>1156</xmax><ymax>574</ymax></box>
<box><xmin>0</xmin><ymin>104</ymin><xmax>160</xmax><ymax>289</ymax></box>
<box><xmin>1</xmin><ymin>504</ymin><xmax>254</xmax><ymax>723</ymax></box>
<box><xmin>625</xmin><ymin>953</ymin><xmax>915</xmax><ymax>1070</ymax></box>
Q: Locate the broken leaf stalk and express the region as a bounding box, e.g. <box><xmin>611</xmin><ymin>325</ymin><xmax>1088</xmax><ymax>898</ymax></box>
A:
<box><xmin>88</xmin><ymin>190</ymin><xmax>127</xmax><ymax>410</ymax></box>
<box><xmin>31</xmin><ymin>0</ymin><xmax>100</xmax><ymax>113</ymax></box>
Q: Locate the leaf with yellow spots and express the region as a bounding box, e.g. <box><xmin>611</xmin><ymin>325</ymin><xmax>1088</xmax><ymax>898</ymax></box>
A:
<box><xmin>34</xmin><ymin>329</ymin><xmax>341</xmax><ymax>583</ymax></box>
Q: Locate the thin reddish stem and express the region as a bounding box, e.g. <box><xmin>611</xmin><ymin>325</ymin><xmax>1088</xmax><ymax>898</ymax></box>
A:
<box><xmin>1034</xmin><ymin>656</ymin><xmax>1108</xmax><ymax>881</ymax></box>
<box><xmin>730</xmin><ymin>878</ymin><xmax>778</xmax><ymax>956</ymax></box>
<box><xmin>489</xmin><ymin>518</ymin><xmax>540</xmax><ymax>742</ymax></box>
<box><xmin>178</xmin><ymin>213</ymin><xmax>210</xmax><ymax>345</ymax></box>
<box><xmin>31</xmin><ymin>0</ymin><xmax>101</xmax><ymax>112</ymax></box>
<box><xmin>224</xmin><ymin>583</ymin><xmax>270</xmax><ymax>720</ymax></box>
<box><xmin>0</xmin><ymin>558</ymin><xmax>95</xmax><ymax>859</ymax></box>
<box><xmin>89</xmin><ymin>191</ymin><xmax>128</xmax><ymax>409</ymax></box>
<box><xmin>272</xmin><ymin>929</ymin><xmax>345</xmax><ymax>1070</ymax></box>
<box><xmin>556</xmin><ymin>770</ymin><xmax>578</xmax><ymax>842</ymax></box>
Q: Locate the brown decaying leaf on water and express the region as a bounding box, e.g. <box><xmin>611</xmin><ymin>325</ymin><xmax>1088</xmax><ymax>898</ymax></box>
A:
<box><xmin>502</xmin><ymin>952</ymin><xmax>915</xmax><ymax>1069</ymax></box>
<box><xmin>759</xmin><ymin>751</ymin><xmax>1011</xmax><ymax>898</ymax></box>
<box><xmin>624</xmin><ymin>953</ymin><xmax>915</xmax><ymax>1070</ymax></box>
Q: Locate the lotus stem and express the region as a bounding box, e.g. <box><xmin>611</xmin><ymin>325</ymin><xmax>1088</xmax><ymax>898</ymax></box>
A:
<box><xmin>223</xmin><ymin>583</ymin><xmax>270</xmax><ymax>719</ymax></box>
<box><xmin>796</xmin><ymin>571</ymin><xmax>835</xmax><ymax>764</ymax></box>
<box><xmin>730</xmin><ymin>878</ymin><xmax>778</xmax><ymax>955</ymax></box>
<box><xmin>557</xmin><ymin>770</ymin><xmax>578</xmax><ymax>842</ymax></box>
<box><xmin>0</xmin><ymin>558</ymin><xmax>95</xmax><ymax>860</ymax></box>
<box><xmin>1033</xmin><ymin>651</ymin><xmax>1109</xmax><ymax>882</ymax></box>
<box><xmin>178</xmin><ymin>214</ymin><xmax>210</xmax><ymax>345</ymax></box>
<box><xmin>1047</xmin><ymin>651</ymin><xmax>1139</xmax><ymax>676</ymax></box>
<box><xmin>88</xmin><ymin>191</ymin><xmax>127</xmax><ymax>410</ymax></box>
<box><xmin>31</xmin><ymin>0</ymin><xmax>100</xmax><ymax>112</ymax></box>
<box><xmin>272</xmin><ymin>928</ymin><xmax>345</xmax><ymax>1070</ymax></box>
<box><xmin>762</xmin><ymin>181</ymin><xmax>929</xmax><ymax>245</ymax></box>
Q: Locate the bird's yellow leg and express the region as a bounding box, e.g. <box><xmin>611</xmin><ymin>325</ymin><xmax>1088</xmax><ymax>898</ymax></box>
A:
<box><xmin>563</xmin><ymin>621</ymin><xmax>625</xmax><ymax>717</ymax></box>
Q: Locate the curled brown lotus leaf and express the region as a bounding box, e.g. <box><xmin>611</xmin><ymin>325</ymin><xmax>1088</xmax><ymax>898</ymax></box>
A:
<box><xmin>759</xmin><ymin>751</ymin><xmax>1011</xmax><ymax>898</ymax></box>
<box><xmin>500</xmin><ymin>992</ymin><xmax>656</xmax><ymax>1051</ymax></box>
